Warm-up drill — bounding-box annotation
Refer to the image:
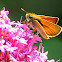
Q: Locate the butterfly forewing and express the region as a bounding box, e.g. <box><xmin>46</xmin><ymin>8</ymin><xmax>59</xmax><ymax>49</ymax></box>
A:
<box><xmin>38</xmin><ymin>15</ymin><xmax>59</xmax><ymax>24</ymax></box>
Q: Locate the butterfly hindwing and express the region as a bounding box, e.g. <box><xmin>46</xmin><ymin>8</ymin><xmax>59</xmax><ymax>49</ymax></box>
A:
<box><xmin>39</xmin><ymin>19</ymin><xmax>61</xmax><ymax>37</ymax></box>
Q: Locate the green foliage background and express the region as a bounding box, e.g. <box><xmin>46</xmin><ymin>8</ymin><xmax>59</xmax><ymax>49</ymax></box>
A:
<box><xmin>0</xmin><ymin>0</ymin><xmax>62</xmax><ymax>61</ymax></box>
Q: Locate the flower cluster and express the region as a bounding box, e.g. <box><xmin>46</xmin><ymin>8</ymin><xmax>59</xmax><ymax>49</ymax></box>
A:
<box><xmin>0</xmin><ymin>7</ymin><xmax>60</xmax><ymax>62</ymax></box>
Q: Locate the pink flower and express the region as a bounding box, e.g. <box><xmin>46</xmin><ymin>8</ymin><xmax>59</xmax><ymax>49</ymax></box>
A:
<box><xmin>0</xmin><ymin>7</ymin><xmax>10</xmax><ymax>24</ymax></box>
<box><xmin>0</xmin><ymin>7</ymin><xmax>60</xmax><ymax>62</ymax></box>
<box><xmin>25</xmin><ymin>45</ymin><xmax>48</xmax><ymax>62</ymax></box>
<box><xmin>47</xmin><ymin>59</ymin><xmax>55</xmax><ymax>62</ymax></box>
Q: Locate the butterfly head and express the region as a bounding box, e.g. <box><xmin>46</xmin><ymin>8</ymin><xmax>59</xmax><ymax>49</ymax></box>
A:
<box><xmin>26</xmin><ymin>13</ymin><xmax>41</xmax><ymax>22</ymax></box>
<box><xmin>26</xmin><ymin>13</ymin><xmax>34</xmax><ymax>22</ymax></box>
<box><xmin>21</xmin><ymin>8</ymin><xmax>41</xmax><ymax>22</ymax></box>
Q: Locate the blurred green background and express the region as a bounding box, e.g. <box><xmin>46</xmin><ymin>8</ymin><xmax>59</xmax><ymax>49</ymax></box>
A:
<box><xmin>0</xmin><ymin>0</ymin><xmax>62</xmax><ymax>61</ymax></box>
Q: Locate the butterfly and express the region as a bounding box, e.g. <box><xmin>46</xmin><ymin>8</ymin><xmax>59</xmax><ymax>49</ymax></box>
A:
<box><xmin>21</xmin><ymin>8</ymin><xmax>62</xmax><ymax>39</ymax></box>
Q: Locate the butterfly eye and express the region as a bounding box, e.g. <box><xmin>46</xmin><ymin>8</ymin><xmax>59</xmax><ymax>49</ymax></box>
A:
<box><xmin>29</xmin><ymin>15</ymin><xmax>32</xmax><ymax>18</ymax></box>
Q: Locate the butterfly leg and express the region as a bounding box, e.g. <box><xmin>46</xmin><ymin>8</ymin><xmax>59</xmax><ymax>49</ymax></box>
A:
<box><xmin>32</xmin><ymin>28</ymin><xmax>37</xmax><ymax>33</ymax></box>
<box><xmin>21</xmin><ymin>19</ymin><xmax>27</xmax><ymax>24</ymax></box>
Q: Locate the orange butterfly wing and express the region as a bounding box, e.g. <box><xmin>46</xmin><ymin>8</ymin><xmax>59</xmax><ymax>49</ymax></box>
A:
<box><xmin>33</xmin><ymin>20</ymin><xmax>49</xmax><ymax>39</ymax></box>
<box><xmin>33</xmin><ymin>19</ymin><xmax>61</xmax><ymax>39</ymax></box>
<box><xmin>38</xmin><ymin>19</ymin><xmax>61</xmax><ymax>37</ymax></box>
<box><xmin>38</xmin><ymin>15</ymin><xmax>59</xmax><ymax>24</ymax></box>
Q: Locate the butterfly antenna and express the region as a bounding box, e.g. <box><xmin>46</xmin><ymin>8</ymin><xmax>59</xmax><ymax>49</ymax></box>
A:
<box><xmin>21</xmin><ymin>8</ymin><xmax>28</xmax><ymax>13</ymax></box>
